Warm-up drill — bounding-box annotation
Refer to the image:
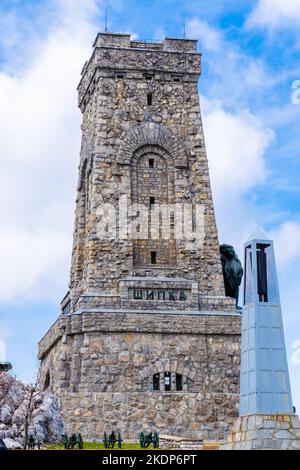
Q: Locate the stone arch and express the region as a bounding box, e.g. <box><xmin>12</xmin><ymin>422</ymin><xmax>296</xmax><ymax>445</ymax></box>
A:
<box><xmin>117</xmin><ymin>122</ymin><xmax>188</xmax><ymax>168</ymax></box>
<box><xmin>139</xmin><ymin>360</ymin><xmax>197</xmax><ymax>384</ymax></box>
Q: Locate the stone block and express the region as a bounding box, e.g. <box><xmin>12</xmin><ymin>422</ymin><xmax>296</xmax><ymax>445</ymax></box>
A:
<box><xmin>252</xmin><ymin>439</ymin><xmax>264</xmax><ymax>449</ymax></box>
<box><xmin>290</xmin><ymin>428</ymin><xmax>300</xmax><ymax>439</ymax></box>
<box><xmin>248</xmin><ymin>415</ymin><xmax>257</xmax><ymax>430</ymax></box>
<box><xmin>241</xmin><ymin>417</ymin><xmax>249</xmax><ymax>432</ymax></box>
<box><xmin>263</xmin><ymin>439</ymin><xmax>279</xmax><ymax>450</ymax></box>
<box><xmin>290</xmin><ymin>416</ymin><xmax>300</xmax><ymax>428</ymax></box>
<box><xmin>264</xmin><ymin>420</ymin><xmax>276</xmax><ymax>429</ymax></box>
<box><xmin>274</xmin><ymin>430</ymin><xmax>294</xmax><ymax>440</ymax></box>
<box><xmin>278</xmin><ymin>439</ymin><xmax>290</xmax><ymax>450</ymax></box>
<box><xmin>290</xmin><ymin>440</ymin><xmax>300</xmax><ymax>449</ymax></box>
<box><xmin>231</xmin><ymin>418</ymin><xmax>242</xmax><ymax>433</ymax></box>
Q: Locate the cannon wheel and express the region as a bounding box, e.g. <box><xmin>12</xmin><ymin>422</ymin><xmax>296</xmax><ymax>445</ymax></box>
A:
<box><xmin>153</xmin><ymin>432</ymin><xmax>159</xmax><ymax>449</ymax></box>
<box><xmin>77</xmin><ymin>433</ymin><xmax>83</xmax><ymax>449</ymax></box>
<box><xmin>140</xmin><ymin>432</ymin><xmax>146</xmax><ymax>448</ymax></box>
<box><xmin>69</xmin><ymin>434</ymin><xmax>76</xmax><ymax>449</ymax></box>
<box><xmin>103</xmin><ymin>432</ymin><xmax>109</xmax><ymax>449</ymax></box>
<box><xmin>118</xmin><ymin>432</ymin><xmax>122</xmax><ymax>449</ymax></box>
<box><xmin>62</xmin><ymin>434</ymin><xmax>68</xmax><ymax>450</ymax></box>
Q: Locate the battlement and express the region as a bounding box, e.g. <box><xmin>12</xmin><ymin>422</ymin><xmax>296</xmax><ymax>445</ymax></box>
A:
<box><xmin>93</xmin><ymin>33</ymin><xmax>198</xmax><ymax>53</ymax></box>
<box><xmin>78</xmin><ymin>33</ymin><xmax>201</xmax><ymax>110</ymax></box>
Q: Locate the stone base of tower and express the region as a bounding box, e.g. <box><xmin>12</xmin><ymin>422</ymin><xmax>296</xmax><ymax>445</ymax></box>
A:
<box><xmin>38</xmin><ymin>310</ymin><xmax>241</xmax><ymax>441</ymax></box>
<box><xmin>221</xmin><ymin>414</ymin><xmax>300</xmax><ymax>450</ymax></box>
<box><xmin>51</xmin><ymin>391</ymin><xmax>239</xmax><ymax>441</ymax></box>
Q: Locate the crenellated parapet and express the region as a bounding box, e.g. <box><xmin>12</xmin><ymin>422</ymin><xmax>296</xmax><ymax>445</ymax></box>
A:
<box><xmin>77</xmin><ymin>33</ymin><xmax>201</xmax><ymax>112</ymax></box>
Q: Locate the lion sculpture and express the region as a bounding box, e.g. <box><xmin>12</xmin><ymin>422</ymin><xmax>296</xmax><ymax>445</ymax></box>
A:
<box><xmin>220</xmin><ymin>244</ymin><xmax>243</xmax><ymax>308</ymax></box>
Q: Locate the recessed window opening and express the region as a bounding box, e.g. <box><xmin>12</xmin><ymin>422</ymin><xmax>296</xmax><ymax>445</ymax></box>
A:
<box><xmin>149</xmin><ymin>158</ymin><xmax>154</xmax><ymax>168</ymax></box>
<box><xmin>151</xmin><ymin>251</ymin><xmax>157</xmax><ymax>265</ymax></box>
<box><xmin>176</xmin><ymin>374</ymin><xmax>183</xmax><ymax>391</ymax></box>
<box><xmin>153</xmin><ymin>374</ymin><xmax>160</xmax><ymax>391</ymax></box>
<box><xmin>149</xmin><ymin>197</ymin><xmax>155</xmax><ymax>210</ymax></box>
<box><xmin>257</xmin><ymin>244</ymin><xmax>269</xmax><ymax>303</ymax></box>
<box><xmin>147</xmin><ymin>93</ymin><xmax>153</xmax><ymax>106</ymax></box>
<box><xmin>164</xmin><ymin>372</ymin><xmax>171</xmax><ymax>391</ymax></box>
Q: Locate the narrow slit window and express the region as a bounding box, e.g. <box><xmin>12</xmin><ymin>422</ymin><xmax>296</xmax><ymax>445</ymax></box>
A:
<box><xmin>153</xmin><ymin>374</ymin><xmax>160</xmax><ymax>391</ymax></box>
<box><xmin>151</xmin><ymin>251</ymin><xmax>157</xmax><ymax>265</ymax></box>
<box><xmin>256</xmin><ymin>244</ymin><xmax>269</xmax><ymax>303</ymax></box>
<box><xmin>149</xmin><ymin>197</ymin><xmax>155</xmax><ymax>210</ymax></box>
<box><xmin>164</xmin><ymin>372</ymin><xmax>171</xmax><ymax>391</ymax></box>
<box><xmin>147</xmin><ymin>93</ymin><xmax>153</xmax><ymax>106</ymax></box>
<box><xmin>176</xmin><ymin>374</ymin><xmax>183</xmax><ymax>391</ymax></box>
<box><xmin>149</xmin><ymin>158</ymin><xmax>154</xmax><ymax>168</ymax></box>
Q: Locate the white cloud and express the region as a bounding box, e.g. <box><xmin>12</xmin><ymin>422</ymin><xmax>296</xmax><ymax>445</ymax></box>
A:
<box><xmin>203</xmin><ymin>100</ymin><xmax>274</xmax><ymax>196</ymax></box>
<box><xmin>187</xmin><ymin>18</ymin><xmax>222</xmax><ymax>51</ymax></box>
<box><xmin>187</xmin><ymin>17</ymin><xmax>275</xmax><ymax>110</ymax></box>
<box><xmin>187</xmin><ymin>17</ymin><xmax>275</xmax><ymax>208</ymax></box>
<box><xmin>0</xmin><ymin>228</ymin><xmax>70</xmax><ymax>302</ymax></box>
<box><xmin>201</xmin><ymin>97</ymin><xmax>274</xmax><ymax>250</ymax></box>
<box><xmin>0</xmin><ymin>1</ymin><xmax>102</xmax><ymax>302</ymax></box>
<box><xmin>271</xmin><ymin>221</ymin><xmax>300</xmax><ymax>267</ymax></box>
<box><xmin>246</xmin><ymin>0</ymin><xmax>300</xmax><ymax>29</ymax></box>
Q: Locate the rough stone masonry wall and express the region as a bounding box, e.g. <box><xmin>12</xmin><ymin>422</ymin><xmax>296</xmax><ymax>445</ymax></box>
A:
<box><xmin>69</xmin><ymin>33</ymin><xmax>226</xmax><ymax>312</ymax></box>
<box><xmin>39</xmin><ymin>312</ymin><xmax>241</xmax><ymax>440</ymax></box>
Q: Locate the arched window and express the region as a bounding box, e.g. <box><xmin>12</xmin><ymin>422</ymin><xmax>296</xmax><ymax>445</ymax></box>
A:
<box><xmin>151</xmin><ymin>372</ymin><xmax>183</xmax><ymax>391</ymax></box>
<box><xmin>153</xmin><ymin>373</ymin><xmax>160</xmax><ymax>391</ymax></box>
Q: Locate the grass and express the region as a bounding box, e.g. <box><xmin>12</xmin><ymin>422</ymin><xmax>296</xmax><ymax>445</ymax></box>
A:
<box><xmin>46</xmin><ymin>442</ymin><xmax>146</xmax><ymax>450</ymax></box>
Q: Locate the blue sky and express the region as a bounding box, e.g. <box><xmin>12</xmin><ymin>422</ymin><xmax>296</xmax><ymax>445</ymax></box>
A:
<box><xmin>0</xmin><ymin>0</ymin><xmax>300</xmax><ymax>410</ymax></box>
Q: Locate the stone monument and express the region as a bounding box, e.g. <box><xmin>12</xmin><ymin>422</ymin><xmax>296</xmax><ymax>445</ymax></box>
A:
<box><xmin>38</xmin><ymin>33</ymin><xmax>241</xmax><ymax>440</ymax></box>
<box><xmin>223</xmin><ymin>229</ymin><xmax>300</xmax><ymax>450</ymax></box>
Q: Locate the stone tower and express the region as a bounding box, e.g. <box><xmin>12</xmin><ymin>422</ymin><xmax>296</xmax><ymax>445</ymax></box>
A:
<box><xmin>39</xmin><ymin>33</ymin><xmax>241</xmax><ymax>440</ymax></box>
